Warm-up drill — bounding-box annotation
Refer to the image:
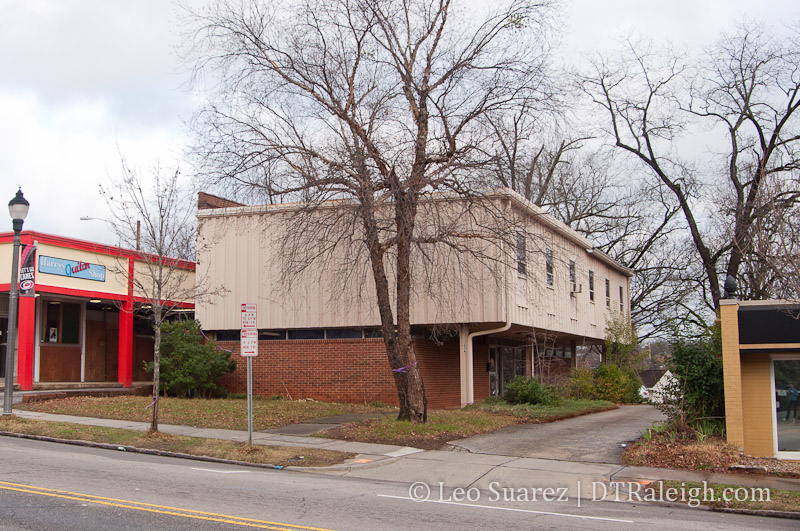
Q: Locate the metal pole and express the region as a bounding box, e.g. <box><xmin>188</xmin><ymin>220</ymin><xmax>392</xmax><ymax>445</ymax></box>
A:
<box><xmin>247</xmin><ymin>356</ymin><xmax>253</xmax><ymax>446</ymax></box>
<box><xmin>3</xmin><ymin>219</ymin><xmax>23</xmax><ymax>415</ymax></box>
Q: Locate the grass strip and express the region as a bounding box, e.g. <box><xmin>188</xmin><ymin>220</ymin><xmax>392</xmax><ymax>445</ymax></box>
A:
<box><xmin>17</xmin><ymin>396</ymin><xmax>394</xmax><ymax>431</ymax></box>
<box><xmin>0</xmin><ymin>415</ymin><xmax>353</xmax><ymax>468</ymax></box>
<box><xmin>648</xmin><ymin>480</ymin><xmax>800</xmax><ymax>514</ymax></box>
<box><xmin>320</xmin><ymin>399</ymin><xmax>616</xmax><ymax>450</ymax></box>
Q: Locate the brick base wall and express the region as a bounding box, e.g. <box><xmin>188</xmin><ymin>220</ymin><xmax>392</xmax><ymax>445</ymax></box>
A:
<box><xmin>216</xmin><ymin>337</ymin><xmax>491</xmax><ymax>409</ymax></box>
<box><xmin>216</xmin><ymin>338</ymin><xmax>398</xmax><ymax>405</ymax></box>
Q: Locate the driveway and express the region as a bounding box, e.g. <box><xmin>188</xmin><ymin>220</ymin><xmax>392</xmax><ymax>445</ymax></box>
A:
<box><xmin>449</xmin><ymin>404</ymin><xmax>665</xmax><ymax>464</ymax></box>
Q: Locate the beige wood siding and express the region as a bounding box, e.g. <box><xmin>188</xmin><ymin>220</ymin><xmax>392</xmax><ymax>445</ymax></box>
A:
<box><xmin>132</xmin><ymin>258</ymin><xmax>195</xmax><ymax>305</ymax></box>
<box><xmin>196</xmin><ymin>193</ymin><xmax>630</xmax><ymax>342</ymax></box>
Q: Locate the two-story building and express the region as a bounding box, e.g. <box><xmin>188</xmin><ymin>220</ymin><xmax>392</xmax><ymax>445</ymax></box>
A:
<box><xmin>196</xmin><ymin>189</ymin><xmax>631</xmax><ymax>408</ymax></box>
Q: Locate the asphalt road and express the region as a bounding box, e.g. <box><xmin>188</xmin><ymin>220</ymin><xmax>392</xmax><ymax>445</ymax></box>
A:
<box><xmin>451</xmin><ymin>404</ymin><xmax>666</xmax><ymax>462</ymax></box>
<box><xmin>0</xmin><ymin>436</ymin><xmax>791</xmax><ymax>530</ymax></box>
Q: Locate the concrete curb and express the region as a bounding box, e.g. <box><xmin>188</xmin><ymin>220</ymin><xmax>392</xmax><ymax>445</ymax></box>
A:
<box><xmin>712</xmin><ymin>507</ymin><xmax>800</xmax><ymax>520</ymax></box>
<box><xmin>290</xmin><ymin>455</ymin><xmax>403</xmax><ymax>473</ymax></box>
<box><xmin>0</xmin><ymin>431</ymin><xmax>287</xmax><ymax>470</ymax></box>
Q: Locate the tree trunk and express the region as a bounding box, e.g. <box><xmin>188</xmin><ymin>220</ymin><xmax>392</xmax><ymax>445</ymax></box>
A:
<box><xmin>362</xmin><ymin>205</ymin><xmax>427</xmax><ymax>423</ymax></box>
<box><xmin>393</xmin><ymin>193</ymin><xmax>427</xmax><ymax>423</ymax></box>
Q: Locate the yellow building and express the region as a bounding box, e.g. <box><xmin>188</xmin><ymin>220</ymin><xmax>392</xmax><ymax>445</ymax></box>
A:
<box><xmin>720</xmin><ymin>299</ymin><xmax>800</xmax><ymax>460</ymax></box>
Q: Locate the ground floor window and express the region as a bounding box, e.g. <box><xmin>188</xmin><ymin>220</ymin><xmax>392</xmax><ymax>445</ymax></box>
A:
<box><xmin>490</xmin><ymin>345</ymin><xmax>526</xmax><ymax>397</ymax></box>
<box><xmin>42</xmin><ymin>301</ymin><xmax>81</xmax><ymax>345</ymax></box>
<box><xmin>774</xmin><ymin>358</ymin><xmax>800</xmax><ymax>455</ymax></box>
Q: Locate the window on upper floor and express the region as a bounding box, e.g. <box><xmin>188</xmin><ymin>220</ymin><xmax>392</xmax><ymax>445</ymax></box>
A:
<box><xmin>516</xmin><ymin>232</ymin><xmax>526</xmax><ymax>276</ymax></box>
<box><xmin>589</xmin><ymin>270</ymin><xmax>595</xmax><ymax>301</ymax></box>
<box><xmin>545</xmin><ymin>248</ymin><xmax>553</xmax><ymax>286</ymax></box>
<box><xmin>569</xmin><ymin>260</ymin><xmax>576</xmax><ymax>292</ymax></box>
<box><xmin>619</xmin><ymin>285</ymin><xmax>624</xmax><ymax>313</ymax></box>
<box><xmin>605</xmin><ymin>279</ymin><xmax>611</xmax><ymax>308</ymax></box>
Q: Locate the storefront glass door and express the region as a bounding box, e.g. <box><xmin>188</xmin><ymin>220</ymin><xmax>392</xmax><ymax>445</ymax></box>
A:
<box><xmin>774</xmin><ymin>359</ymin><xmax>800</xmax><ymax>455</ymax></box>
<box><xmin>491</xmin><ymin>345</ymin><xmax>526</xmax><ymax>397</ymax></box>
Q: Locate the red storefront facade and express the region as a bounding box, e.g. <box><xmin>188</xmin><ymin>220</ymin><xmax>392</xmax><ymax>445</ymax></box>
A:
<box><xmin>1</xmin><ymin>231</ymin><xmax>194</xmax><ymax>389</ymax></box>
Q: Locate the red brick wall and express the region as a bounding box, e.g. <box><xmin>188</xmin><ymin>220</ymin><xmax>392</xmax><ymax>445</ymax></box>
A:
<box><xmin>215</xmin><ymin>336</ymin><xmax>490</xmax><ymax>409</ymax></box>
<box><xmin>216</xmin><ymin>338</ymin><xmax>399</xmax><ymax>405</ymax></box>
<box><xmin>414</xmin><ymin>338</ymin><xmax>460</xmax><ymax>409</ymax></box>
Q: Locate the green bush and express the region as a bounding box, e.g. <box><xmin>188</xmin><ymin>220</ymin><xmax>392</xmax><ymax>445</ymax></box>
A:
<box><xmin>591</xmin><ymin>363</ymin><xmax>641</xmax><ymax>403</ymax></box>
<box><xmin>567</xmin><ymin>368</ymin><xmax>595</xmax><ymax>399</ymax></box>
<box><xmin>669</xmin><ymin>326</ymin><xmax>724</xmax><ymax>420</ymax></box>
<box><xmin>504</xmin><ymin>376</ymin><xmax>562</xmax><ymax>406</ymax></box>
<box><xmin>146</xmin><ymin>319</ymin><xmax>236</xmax><ymax>398</ymax></box>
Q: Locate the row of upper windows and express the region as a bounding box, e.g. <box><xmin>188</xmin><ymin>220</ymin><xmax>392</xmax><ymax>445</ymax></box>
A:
<box><xmin>213</xmin><ymin>327</ymin><xmax>384</xmax><ymax>342</ymax></box>
<box><xmin>515</xmin><ymin>234</ymin><xmax>626</xmax><ymax>312</ymax></box>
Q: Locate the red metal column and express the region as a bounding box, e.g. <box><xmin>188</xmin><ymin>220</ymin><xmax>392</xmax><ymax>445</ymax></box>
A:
<box><xmin>118</xmin><ymin>257</ymin><xmax>134</xmax><ymax>387</ymax></box>
<box><xmin>16</xmin><ymin>297</ymin><xmax>35</xmax><ymax>390</ymax></box>
<box><xmin>16</xmin><ymin>233</ymin><xmax>35</xmax><ymax>390</ymax></box>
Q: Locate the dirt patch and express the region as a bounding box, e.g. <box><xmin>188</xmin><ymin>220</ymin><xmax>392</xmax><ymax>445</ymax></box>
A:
<box><xmin>622</xmin><ymin>432</ymin><xmax>800</xmax><ymax>478</ymax></box>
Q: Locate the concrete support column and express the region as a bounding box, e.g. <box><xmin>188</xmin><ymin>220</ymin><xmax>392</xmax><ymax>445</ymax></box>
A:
<box><xmin>459</xmin><ymin>325</ymin><xmax>473</xmax><ymax>407</ymax></box>
<box><xmin>570</xmin><ymin>339</ymin><xmax>577</xmax><ymax>369</ymax></box>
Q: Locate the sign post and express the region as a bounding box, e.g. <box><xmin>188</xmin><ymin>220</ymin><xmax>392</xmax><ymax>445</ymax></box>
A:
<box><xmin>240</xmin><ymin>304</ymin><xmax>258</xmax><ymax>446</ymax></box>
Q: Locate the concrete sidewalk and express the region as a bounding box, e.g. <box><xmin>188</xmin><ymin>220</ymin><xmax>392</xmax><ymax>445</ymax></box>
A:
<box><xmin>9</xmin><ymin>409</ymin><xmax>800</xmax><ymax>499</ymax></box>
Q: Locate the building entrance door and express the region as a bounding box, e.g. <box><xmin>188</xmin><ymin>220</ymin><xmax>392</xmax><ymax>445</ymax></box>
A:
<box><xmin>774</xmin><ymin>358</ymin><xmax>800</xmax><ymax>456</ymax></box>
<box><xmin>490</xmin><ymin>345</ymin><xmax>526</xmax><ymax>397</ymax></box>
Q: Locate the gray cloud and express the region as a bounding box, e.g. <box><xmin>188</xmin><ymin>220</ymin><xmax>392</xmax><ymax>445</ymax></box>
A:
<box><xmin>0</xmin><ymin>0</ymin><xmax>194</xmax><ymax>127</ymax></box>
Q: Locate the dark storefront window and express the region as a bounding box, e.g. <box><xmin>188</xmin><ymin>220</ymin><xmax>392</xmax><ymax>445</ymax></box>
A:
<box><xmin>326</xmin><ymin>328</ymin><xmax>363</xmax><ymax>339</ymax></box>
<box><xmin>43</xmin><ymin>301</ymin><xmax>80</xmax><ymax>345</ymax></box>
<box><xmin>288</xmin><ymin>329</ymin><xmax>325</xmax><ymax>340</ymax></box>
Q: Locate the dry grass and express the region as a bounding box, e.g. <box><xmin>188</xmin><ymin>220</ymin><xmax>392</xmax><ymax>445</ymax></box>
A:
<box><xmin>320</xmin><ymin>398</ymin><xmax>616</xmax><ymax>450</ymax></box>
<box><xmin>623</xmin><ymin>430</ymin><xmax>800</xmax><ymax>478</ymax></box>
<box><xmin>0</xmin><ymin>415</ymin><xmax>353</xmax><ymax>468</ymax></box>
<box><xmin>17</xmin><ymin>396</ymin><xmax>391</xmax><ymax>430</ymax></box>
<box><xmin>648</xmin><ymin>480</ymin><xmax>800</xmax><ymax>513</ymax></box>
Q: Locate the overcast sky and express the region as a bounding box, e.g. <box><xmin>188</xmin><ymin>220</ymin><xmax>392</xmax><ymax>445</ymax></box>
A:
<box><xmin>1</xmin><ymin>0</ymin><xmax>798</xmax><ymax>246</ymax></box>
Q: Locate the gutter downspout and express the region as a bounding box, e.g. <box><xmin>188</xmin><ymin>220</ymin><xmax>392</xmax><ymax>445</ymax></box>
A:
<box><xmin>460</xmin><ymin>257</ymin><xmax>512</xmax><ymax>407</ymax></box>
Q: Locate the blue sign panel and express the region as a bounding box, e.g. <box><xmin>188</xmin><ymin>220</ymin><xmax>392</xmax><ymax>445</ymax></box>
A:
<box><xmin>38</xmin><ymin>255</ymin><xmax>106</xmax><ymax>282</ymax></box>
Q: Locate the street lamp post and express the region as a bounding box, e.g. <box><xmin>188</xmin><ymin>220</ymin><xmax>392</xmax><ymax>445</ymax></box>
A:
<box><xmin>80</xmin><ymin>216</ymin><xmax>140</xmax><ymax>250</ymax></box>
<box><xmin>3</xmin><ymin>189</ymin><xmax>29</xmax><ymax>415</ymax></box>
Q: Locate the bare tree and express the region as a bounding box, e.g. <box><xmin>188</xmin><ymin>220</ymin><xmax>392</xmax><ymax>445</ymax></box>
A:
<box><xmin>187</xmin><ymin>0</ymin><xmax>556</xmax><ymax>422</ymax></box>
<box><xmin>101</xmin><ymin>158</ymin><xmax>197</xmax><ymax>432</ymax></box>
<box><xmin>742</xmin><ymin>172</ymin><xmax>800</xmax><ymax>299</ymax></box>
<box><xmin>485</xmin><ymin>107</ymin><xmax>692</xmax><ymax>338</ymax></box>
<box><xmin>580</xmin><ymin>20</ymin><xmax>800</xmax><ymax>313</ymax></box>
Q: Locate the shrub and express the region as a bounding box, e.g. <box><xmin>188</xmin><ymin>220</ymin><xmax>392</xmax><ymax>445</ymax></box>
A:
<box><xmin>567</xmin><ymin>368</ymin><xmax>595</xmax><ymax>399</ymax></box>
<box><xmin>668</xmin><ymin>326</ymin><xmax>724</xmax><ymax>420</ymax></box>
<box><xmin>605</xmin><ymin>312</ymin><xmax>645</xmax><ymax>371</ymax></box>
<box><xmin>592</xmin><ymin>363</ymin><xmax>641</xmax><ymax>403</ymax></box>
<box><xmin>145</xmin><ymin>319</ymin><xmax>236</xmax><ymax>398</ymax></box>
<box><xmin>504</xmin><ymin>376</ymin><xmax>562</xmax><ymax>406</ymax></box>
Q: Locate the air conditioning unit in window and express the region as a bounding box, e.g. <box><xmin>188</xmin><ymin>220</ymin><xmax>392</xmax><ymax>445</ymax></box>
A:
<box><xmin>570</xmin><ymin>284</ymin><xmax>582</xmax><ymax>296</ymax></box>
